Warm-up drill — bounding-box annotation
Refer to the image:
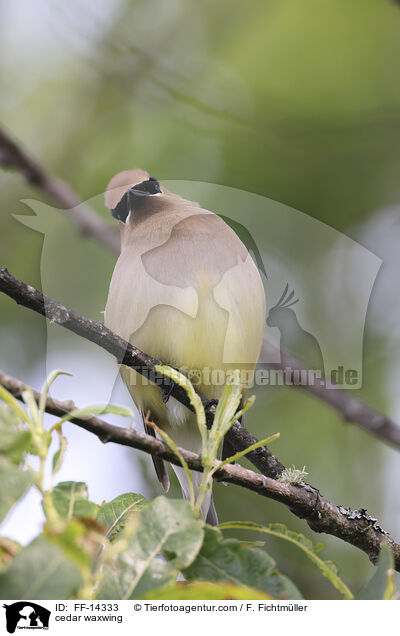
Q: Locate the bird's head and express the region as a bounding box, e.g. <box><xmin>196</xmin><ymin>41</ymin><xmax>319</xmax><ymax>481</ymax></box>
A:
<box><xmin>105</xmin><ymin>169</ymin><xmax>163</xmax><ymax>224</ymax></box>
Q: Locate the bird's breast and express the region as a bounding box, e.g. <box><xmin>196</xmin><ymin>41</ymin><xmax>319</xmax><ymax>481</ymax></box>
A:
<box><xmin>105</xmin><ymin>209</ymin><xmax>266</xmax><ymax>429</ymax></box>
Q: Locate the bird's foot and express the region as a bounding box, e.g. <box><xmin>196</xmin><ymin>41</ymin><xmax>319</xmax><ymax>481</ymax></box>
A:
<box><xmin>205</xmin><ymin>398</ymin><xmax>219</xmax><ymax>411</ymax></box>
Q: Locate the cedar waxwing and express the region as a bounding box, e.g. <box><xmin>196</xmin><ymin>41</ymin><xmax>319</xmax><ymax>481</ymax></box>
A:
<box><xmin>104</xmin><ymin>170</ymin><xmax>266</xmax><ymax>523</ymax></box>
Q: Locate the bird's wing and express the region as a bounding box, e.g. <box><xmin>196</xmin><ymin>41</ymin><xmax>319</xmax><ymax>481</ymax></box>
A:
<box><xmin>218</xmin><ymin>214</ymin><xmax>268</xmax><ymax>279</ymax></box>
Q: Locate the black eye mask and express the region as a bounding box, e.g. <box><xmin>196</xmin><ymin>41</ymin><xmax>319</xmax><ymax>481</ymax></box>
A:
<box><xmin>111</xmin><ymin>177</ymin><xmax>162</xmax><ymax>222</ymax></box>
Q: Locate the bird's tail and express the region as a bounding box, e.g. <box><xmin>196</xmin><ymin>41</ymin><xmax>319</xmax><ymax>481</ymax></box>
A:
<box><xmin>205</xmin><ymin>495</ymin><xmax>218</xmax><ymax>526</ymax></box>
<box><xmin>173</xmin><ymin>466</ymin><xmax>218</xmax><ymax>526</ymax></box>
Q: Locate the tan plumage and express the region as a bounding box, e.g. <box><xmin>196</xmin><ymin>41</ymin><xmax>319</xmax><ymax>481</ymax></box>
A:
<box><xmin>104</xmin><ymin>170</ymin><xmax>266</xmax><ymax>522</ymax></box>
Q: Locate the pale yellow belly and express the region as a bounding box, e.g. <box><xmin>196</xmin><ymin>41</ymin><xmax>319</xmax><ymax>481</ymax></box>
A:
<box><xmin>105</xmin><ymin>247</ymin><xmax>266</xmax><ymax>444</ymax></box>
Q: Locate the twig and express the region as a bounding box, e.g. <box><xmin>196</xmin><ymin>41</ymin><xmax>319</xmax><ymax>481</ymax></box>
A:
<box><xmin>1</xmin><ymin>370</ymin><xmax>399</xmax><ymax>570</ymax></box>
<box><xmin>302</xmin><ymin>377</ymin><xmax>400</xmax><ymax>446</ymax></box>
<box><xmin>1</xmin><ymin>269</ymin><xmax>400</xmax><ymax>570</ymax></box>
<box><xmin>0</xmin><ymin>126</ymin><xmax>119</xmax><ymax>252</ymax></box>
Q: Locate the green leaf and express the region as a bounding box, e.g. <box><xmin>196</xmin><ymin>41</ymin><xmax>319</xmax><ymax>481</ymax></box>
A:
<box><xmin>0</xmin><ymin>537</ymin><xmax>22</xmax><ymax>572</ymax></box>
<box><xmin>0</xmin><ymin>536</ymin><xmax>82</xmax><ymax>600</ymax></box>
<box><xmin>52</xmin><ymin>403</ymin><xmax>133</xmax><ymax>430</ymax></box>
<box><xmin>39</xmin><ymin>370</ymin><xmax>72</xmax><ymax>424</ymax></box>
<box><xmin>211</xmin><ymin>370</ymin><xmax>243</xmax><ymax>442</ymax></box>
<box><xmin>259</xmin><ymin>569</ymin><xmax>302</xmax><ymax>600</ymax></box>
<box><xmin>47</xmin><ymin>481</ymin><xmax>98</xmax><ymax>521</ymax></box>
<box><xmin>0</xmin><ymin>456</ymin><xmax>33</xmax><ymax>522</ymax></box>
<box><xmin>356</xmin><ymin>544</ymin><xmax>395</xmax><ymax>600</ymax></box>
<box><xmin>143</xmin><ymin>580</ymin><xmax>274</xmax><ymax>600</ymax></box>
<box><xmin>0</xmin><ymin>385</ymin><xmax>30</xmax><ymax>424</ymax></box>
<box><xmin>98</xmin><ymin>497</ymin><xmax>204</xmax><ymax>599</ymax></box>
<box><xmin>210</xmin><ymin>433</ymin><xmax>279</xmax><ymax>476</ymax></box>
<box><xmin>97</xmin><ymin>492</ymin><xmax>149</xmax><ymax>540</ymax></box>
<box><xmin>218</xmin><ymin>521</ymin><xmax>352</xmax><ymax>599</ymax></box>
<box><xmin>184</xmin><ymin>526</ymin><xmax>302</xmax><ymax>600</ymax></box>
<box><xmin>21</xmin><ymin>388</ymin><xmax>40</xmax><ymax>428</ymax></box>
<box><xmin>46</xmin><ymin>520</ymin><xmax>92</xmax><ymax>570</ymax></box>
<box><xmin>51</xmin><ymin>432</ymin><xmax>68</xmax><ymax>477</ymax></box>
<box><xmin>0</xmin><ymin>405</ymin><xmax>31</xmax><ymax>464</ymax></box>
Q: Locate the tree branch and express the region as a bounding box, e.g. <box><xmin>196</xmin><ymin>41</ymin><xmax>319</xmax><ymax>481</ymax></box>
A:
<box><xmin>0</xmin><ymin>266</ymin><xmax>284</xmax><ymax>478</ymax></box>
<box><xmin>1</xmin><ymin>125</ymin><xmax>399</xmax><ymax>450</ymax></box>
<box><xmin>0</xmin><ymin>268</ymin><xmax>399</xmax><ymax>570</ymax></box>
<box><xmin>0</xmin><ymin>126</ymin><xmax>119</xmax><ymax>252</ymax></box>
<box><xmin>302</xmin><ymin>375</ymin><xmax>400</xmax><ymax>447</ymax></box>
